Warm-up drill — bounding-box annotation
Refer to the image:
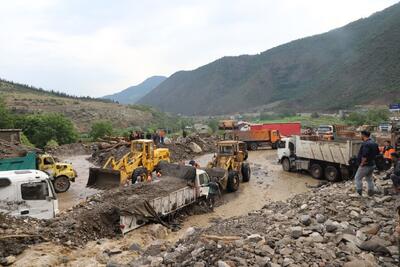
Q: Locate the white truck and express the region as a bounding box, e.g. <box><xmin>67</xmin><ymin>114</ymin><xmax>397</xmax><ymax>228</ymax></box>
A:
<box><xmin>119</xmin><ymin>167</ymin><xmax>212</xmax><ymax>234</ymax></box>
<box><xmin>277</xmin><ymin>136</ymin><xmax>362</xmax><ymax>181</ymax></box>
<box><xmin>0</xmin><ymin>170</ymin><xmax>59</xmax><ymax>219</ymax></box>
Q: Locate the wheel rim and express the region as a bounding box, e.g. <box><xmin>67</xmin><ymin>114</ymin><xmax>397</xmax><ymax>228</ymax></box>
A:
<box><xmin>55</xmin><ymin>177</ymin><xmax>69</xmax><ymax>191</ymax></box>
<box><xmin>312</xmin><ymin>167</ymin><xmax>321</xmax><ymax>178</ymax></box>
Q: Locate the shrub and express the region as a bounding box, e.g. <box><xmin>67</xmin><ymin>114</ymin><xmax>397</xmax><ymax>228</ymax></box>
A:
<box><xmin>89</xmin><ymin>121</ymin><xmax>113</xmax><ymax>140</ymax></box>
<box><xmin>45</xmin><ymin>139</ymin><xmax>59</xmax><ymax>149</ymax></box>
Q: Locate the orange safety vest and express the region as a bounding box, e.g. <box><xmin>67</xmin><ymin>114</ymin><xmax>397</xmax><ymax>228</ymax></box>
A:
<box><xmin>383</xmin><ymin>146</ymin><xmax>396</xmax><ymax>159</ymax></box>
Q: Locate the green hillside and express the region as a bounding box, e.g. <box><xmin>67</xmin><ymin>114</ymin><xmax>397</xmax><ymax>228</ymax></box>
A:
<box><xmin>139</xmin><ymin>3</ymin><xmax>400</xmax><ymax>115</ymax></box>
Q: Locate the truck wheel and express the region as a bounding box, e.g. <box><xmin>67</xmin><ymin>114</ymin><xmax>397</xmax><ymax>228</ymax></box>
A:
<box><xmin>132</xmin><ymin>167</ymin><xmax>148</xmax><ymax>183</ymax></box>
<box><xmin>53</xmin><ymin>176</ymin><xmax>71</xmax><ymax>193</ymax></box>
<box><xmin>271</xmin><ymin>143</ymin><xmax>277</xmax><ymax>149</ymax></box>
<box><xmin>241</xmin><ymin>163</ymin><xmax>251</xmax><ymax>182</ymax></box>
<box><xmin>325</xmin><ymin>165</ymin><xmax>340</xmax><ymax>182</ymax></box>
<box><xmin>227</xmin><ymin>171</ymin><xmax>240</xmax><ymax>192</ymax></box>
<box><xmin>310</xmin><ymin>163</ymin><xmax>324</xmax><ymax>179</ymax></box>
<box><xmin>249</xmin><ymin>143</ymin><xmax>257</xmax><ymax>151</ymax></box>
<box><xmin>282</xmin><ymin>158</ymin><xmax>291</xmax><ymax>172</ymax></box>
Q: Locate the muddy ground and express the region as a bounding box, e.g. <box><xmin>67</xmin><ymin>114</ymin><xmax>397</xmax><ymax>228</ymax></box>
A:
<box><xmin>9</xmin><ymin>149</ymin><xmax>319</xmax><ymax>266</ymax></box>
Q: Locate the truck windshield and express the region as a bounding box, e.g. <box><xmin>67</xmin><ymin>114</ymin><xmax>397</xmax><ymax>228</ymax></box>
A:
<box><xmin>21</xmin><ymin>181</ymin><xmax>49</xmax><ymax>200</ymax></box>
<box><xmin>43</xmin><ymin>157</ymin><xmax>54</xmax><ymax>165</ymax></box>
<box><xmin>277</xmin><ymin>141</ymin><xmax>286</xmax><ymax>149</ymax></box>
<box><xmin>133</xmin><ymin>143</ymin><xmax>143</xmax><ymax>152</ymax></box>
<box><xmin>318</xmin><ymin>127</ymin><xmax>332</xmax><ymax>133</ymax></box>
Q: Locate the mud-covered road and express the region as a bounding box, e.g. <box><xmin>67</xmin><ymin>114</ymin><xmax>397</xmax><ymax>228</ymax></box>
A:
<box><xmin>13</xmin><ymin>149</ymin><xmax>319</xmax><ymax>266</ymax></box>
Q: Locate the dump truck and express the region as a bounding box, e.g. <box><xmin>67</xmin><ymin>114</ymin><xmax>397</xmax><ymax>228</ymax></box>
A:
<box><xmin>87</xmin><ymin>139</ymin><xmax>170</xmax><ymax>189</ymax></box>
<box><xmin>207</xmin><ymin>140</ymin><xmax>251</xmax><ymax>190</ymax></box>
<box><xmin>219</xmin><ymin>120</ymin><xmax>281</xmax><ymax>150</ymax></box>
<box><xmin>0</xmin><ymin>169</ymin><xmax>59</xmax><ymax>219</ymax></box>
<box><xmin>252</xmin><ymin>122</ymin><xmax>301</xmax><ymax>136</ymax></box>
<box><xmin>277</xmin><ymin>136</ymin><xmax>362</xmax><ymax>182</ymax></box>
<box><xmin>118</xmin><ymin>163</ymin><xmax>235</xmax><ymax>234</ymax></box>
<box><xmin>0</xmin><ymin>152</ymin><xmax>77</xmax><ymax>193</ymax></box>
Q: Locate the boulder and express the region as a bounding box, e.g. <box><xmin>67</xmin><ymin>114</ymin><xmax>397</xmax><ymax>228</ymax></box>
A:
<box><xmin>188</xmin><ymin>142</ymin><xmax>202</xmax><ymax>153</ymax></box>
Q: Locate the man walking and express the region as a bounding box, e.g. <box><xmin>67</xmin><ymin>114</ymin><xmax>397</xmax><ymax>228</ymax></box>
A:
<box><xmin>354</xmin><ymin>130</ymin><xmax>380</xmax><ymax>196</ymax></box>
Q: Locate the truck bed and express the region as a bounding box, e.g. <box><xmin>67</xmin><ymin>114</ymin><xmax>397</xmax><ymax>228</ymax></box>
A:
<box><xmin>295</xmin><ymin>136</ymin><xmax>361</xmax><ymax>165</ymax></box>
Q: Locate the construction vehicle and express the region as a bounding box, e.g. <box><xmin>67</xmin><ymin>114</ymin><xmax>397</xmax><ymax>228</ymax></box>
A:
<box><xmin>0</xmin><ymin>152</ymin><xmax>77</xmax><ymax>193</ymax></box>
<box><xmin>252</xmin><ymin>122</ymin><xmax>301</xmax><ymax>136</ymax></box>
<box><xmin>219</xmin><ymin>120</ymin><xmax>281</xmax><ymax>150</ymax></box>
<box><xmin>278</xmin><ymin>136</ymin><xmax>362</xmax><ymax>182</ymax></box>
<box><xmin>87</xmin><ymin>139</ymin><xmax>170</xmax><ymax>189</ymax></box>
<box><xmin>207</xmin><ymin>140</ymin><xmax>251</xmax><ymax>191</ymax></box>
<box><xmin>0</xmin><ymin>169</ymin><xmax>59</xmax><ymax>219</ymax></box>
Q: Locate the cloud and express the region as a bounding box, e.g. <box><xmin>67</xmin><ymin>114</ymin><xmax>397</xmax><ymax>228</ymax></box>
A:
<box><xmin>0</xmin><ymin>0</ymin><xmax>398</xmax><ymax>96</ymax></box>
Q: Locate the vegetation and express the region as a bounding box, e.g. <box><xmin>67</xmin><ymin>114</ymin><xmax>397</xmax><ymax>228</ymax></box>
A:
<box><xmin>345</xmin><ymin>109</ymin><xmax>390</xmax><ymax>126</ymax></box>
<box><xmin>20</xmin><ymin>133</ymin><xmax>34</xmax><ymax>148</ymax></box>
<box><xmin>0</xmin><ymin>96</ymin><xmax>14</xmax><ymax>128</ymax></box>
<box><xmin>207</xmin><ymin>119</ymin><xmax>219</xmax><ymax>133</ymax></box>
<box><xmin>45</xmin><ymin>139</ymin><xmax>59</xmax><ymax>149</ymax></box>
<box><xmin>139</xmin><ymin>3</ymin><xmax>400</xmax><ymax>115</ymax></box>
<box><xmin>15</xmin><ymin>113</ymin><xmax>78</xmax><ymax>148</ymax></box>
<box><xmin>89</xmin><ymin>121</ymin><xmax>114</xmax><ymax>141</ymax></box>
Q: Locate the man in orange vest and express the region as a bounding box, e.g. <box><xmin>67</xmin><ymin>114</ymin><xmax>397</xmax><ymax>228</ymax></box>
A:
<box><xmin>383</xmin><ymin>140</ymin><xmax>396</xmax><ymax>161</ymax></box>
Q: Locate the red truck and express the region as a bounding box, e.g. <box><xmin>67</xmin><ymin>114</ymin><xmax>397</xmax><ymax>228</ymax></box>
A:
<box><xmin>251</xmin><ymin>122</ymin><xmax>301</xmax><ymax>137</ymax></box>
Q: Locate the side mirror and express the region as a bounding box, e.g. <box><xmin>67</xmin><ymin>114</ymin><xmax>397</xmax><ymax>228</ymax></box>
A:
<box><xmin>46</xmin><ymin>196</ymin><xmax>52</xmax><ymax>202</ymax></box>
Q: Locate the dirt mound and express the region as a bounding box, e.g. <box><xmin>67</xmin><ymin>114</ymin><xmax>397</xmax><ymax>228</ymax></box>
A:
<box><xmin>0</xmin><ymin>139</ymin><xmax>36</xmax><ymax>159</ymax></box>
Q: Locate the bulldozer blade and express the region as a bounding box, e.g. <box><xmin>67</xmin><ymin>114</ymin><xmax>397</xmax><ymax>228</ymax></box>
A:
<box><xmin>87</xmin><ymin>168</ymin><xmax>122</xmax><ymax>189</ymax></box>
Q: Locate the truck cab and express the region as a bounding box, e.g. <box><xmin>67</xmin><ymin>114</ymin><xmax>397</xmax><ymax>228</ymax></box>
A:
<box><xmin>0</xmin><ymin>170</ymin><xmax>58</xmax><ymax>219</ymax></box>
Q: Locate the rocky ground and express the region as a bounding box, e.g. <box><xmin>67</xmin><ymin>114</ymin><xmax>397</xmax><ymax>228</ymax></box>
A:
<box><xmin>129</xmin><ymin>179</ymin><xmax>400</xmax><ymax>267</ymax></box>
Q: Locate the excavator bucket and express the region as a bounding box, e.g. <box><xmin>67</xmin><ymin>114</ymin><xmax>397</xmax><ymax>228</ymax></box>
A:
<box><xmin>87</xmin><ymin>167</ymin><xmax>122</xmax><ymax>189</ymax></box>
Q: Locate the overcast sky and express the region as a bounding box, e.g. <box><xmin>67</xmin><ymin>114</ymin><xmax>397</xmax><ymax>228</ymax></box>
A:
<box><xmin>0</xmin><ymin>0</ymin><xmax>398</xmax><ymax>97</ymax></box>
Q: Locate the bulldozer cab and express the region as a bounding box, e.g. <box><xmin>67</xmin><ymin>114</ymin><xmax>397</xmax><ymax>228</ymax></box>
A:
<box><xmin>132</xmin><ymin>139</ymin><xmax>156</xmax><ymax>170</ymax></box>
<box><xmin>213</xmin><ymin>141</ymin><xmax>246</xmax><ymax>170</ymax></box>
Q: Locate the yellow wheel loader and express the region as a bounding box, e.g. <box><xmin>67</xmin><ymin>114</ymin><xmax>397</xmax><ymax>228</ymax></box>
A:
<box><xmin>87</xmin><ymin>139</ymin><xmax>170</xmax><ymax>189</ymax></box>
<box><xmin>207</xmin><ymin>140</ymin><xmax>251</xmax><ymax>192</ymax></box>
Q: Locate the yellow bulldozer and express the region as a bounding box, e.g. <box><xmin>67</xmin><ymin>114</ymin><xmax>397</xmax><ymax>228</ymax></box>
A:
<box><xmin>87</xmin><ymin>139</ymin><xmax>170</xmax><ymax>189</ymax></box>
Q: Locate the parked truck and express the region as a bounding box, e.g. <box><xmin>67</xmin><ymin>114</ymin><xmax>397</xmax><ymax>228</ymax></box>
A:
<box><xmin>0</xmin><ymin>169</ymin><xmax>59</xmax><ymax>219</ymax></box>
<box><xmin>252</xmin><ymin>122</ymin><xmax>301</xmax><ymax>137</ymax></box>
<box><xmin>277</xmin><ymin>136</ymin><xmax>362</xmax><ymax>181</ymax></box>
<box><xmin>219</xmin><ymin>120</ymin><xmax>281</xmax><ymax>150</ymax></box>
<box><xmin>0</xmin><ymin>152</ymin><xmax>77</xmax><ymax>193</ymax></box>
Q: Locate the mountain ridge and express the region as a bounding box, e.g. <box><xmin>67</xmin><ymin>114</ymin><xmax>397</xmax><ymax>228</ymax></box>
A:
<box><xmin>138</xmin><ymin>3</ymin><xmax>400</xmax><ymax>115</ymax></box>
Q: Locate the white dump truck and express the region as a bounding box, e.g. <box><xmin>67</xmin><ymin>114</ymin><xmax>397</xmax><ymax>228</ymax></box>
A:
<box><xmin>119</xmin><ymin>167</ymin><xmax>212</xmax><ymax>234</ymax></box>
<box><xmin>0</xmin><ymin>170</ymin><xmax>59</xmax><ymax>219</ymax></box>
<box><xmin>277</xmin><ymin>136</ymin><xmax>362</xmax><ymax>181</ymax></box>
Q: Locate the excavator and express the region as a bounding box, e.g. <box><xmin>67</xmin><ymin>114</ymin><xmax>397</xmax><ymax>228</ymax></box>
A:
<box><xmin>87</xmin><ymin>139</ymin><xmax>170</xmax><ymax>189</ymax></box>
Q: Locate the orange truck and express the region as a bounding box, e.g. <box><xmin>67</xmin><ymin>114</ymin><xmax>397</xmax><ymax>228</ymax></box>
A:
<box><xmin>219</xmin><ymin>120</ymin><xmax>281</xmax><ymax>150</ymax></box>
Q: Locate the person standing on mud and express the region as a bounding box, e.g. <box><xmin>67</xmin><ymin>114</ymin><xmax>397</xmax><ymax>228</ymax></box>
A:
<box><xmin>354</xmin><ymin>130</ymin><xmax>380</xmax><ymax>196</ymax></box>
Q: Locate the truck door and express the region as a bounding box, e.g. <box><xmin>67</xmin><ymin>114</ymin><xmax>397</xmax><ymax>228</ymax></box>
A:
<box><xmin>40</xmin><ymin>156</ymin><xmax>56</xmax><ymax>176</ymax></box>
<box><xmin>17</xmin><ymin>180</ymin><xmax>55</xmax><ymax>219</ymax></box>
<box><xmin>198</xmin><ymin>173</ymin><xmax>210</xmax><ymax>197</ymax></box>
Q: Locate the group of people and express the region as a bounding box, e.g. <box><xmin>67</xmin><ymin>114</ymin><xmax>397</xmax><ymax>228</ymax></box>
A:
<box><xmin>129</xmin><ymin>129</ymin><xmax>166</xmax><ymax>144</ymax></box>
<box><xmin>354</xmin><ymin>130</ymin><xmax>400</xmax><ymax>196</ymax></box>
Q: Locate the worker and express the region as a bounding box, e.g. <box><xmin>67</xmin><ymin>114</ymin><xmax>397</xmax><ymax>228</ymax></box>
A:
<box><xmin>189</xmin><ymin>160</ymin><xmax>200</xmax><ymax>168</ymax></box>
<box><xmin>354</xmin><ymin>130</ymin><xmax>380</xmax><ymax>196</ymax></box>
<box><xmin>383</xmin><ymin>140</ymin><xmax>396</xmax><ymax>160</ymax></box>
<box><xmin>208</xmin><ymin>181</ymin><xmax>220</xmax><ymax>211</ymax></box>
<box><xmin>389</xmin><ymin>152</ymin><xmax>400</xmax><ymax>193</ymax></box>
<box><xmin>159</xmin><ymin>129</ymin><xmax>165</xmax><ymax>144</ymax></box>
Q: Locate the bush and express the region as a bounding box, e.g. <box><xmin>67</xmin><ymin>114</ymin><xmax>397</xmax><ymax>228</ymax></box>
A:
<box><xmin>15</xmin><ymin>113</ymin><xmax>78</xmax><ymax>148</ymax></box>
<box><xmin>345</xmin><ymin>108</ymin><xmax>390</xmax><ymax>126</ymax></box>
<box><xmin>45</xmin><ymin>139</ymin><xmax>59</xmax><ymax>149</ymax></box>
<box><xmin>89</xmin><ymin>121</ymin><xmax>113</xmax><ymax>141</ymax></box>
<box><xmin>0</xmin><ymin>96</ymin><xmax>14</xmax><ymax>128</ymax></box>
<box><xmin>310</xmin><ymin>112</ymin><xmax>320</xmax><ymax>118</ymax></box>
<box><xmin>20</xmin><ymin>133</ymin><xmax>34</xmax><ymax>147</ymax></box>
<box><xmin>207</xmin><ymin>119</ymin><xmax>219</xmax><ymax>133</ymax></box>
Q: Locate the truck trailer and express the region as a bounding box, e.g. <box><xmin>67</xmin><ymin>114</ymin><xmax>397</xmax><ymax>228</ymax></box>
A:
<box><xmin>277</xmin><ymin>136</ymin><xmax>362</xmax><ymax>181</ymax></box>
<box><xmin>252</xmin><ymin>122</ymin><xmax>301</xmax><ymax>137</ymax></box>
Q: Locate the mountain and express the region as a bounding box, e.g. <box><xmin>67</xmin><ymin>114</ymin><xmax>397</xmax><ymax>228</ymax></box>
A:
<box><xmin>103</xmin><ymin>76</ymin><xmax>166</xmax><ymax>104</ymax></box>
<box><xmin>0</xmin><ymin>79</ymin><xmax>163</xmax><ymax>132</ymax></box>
<box><xmin>139</xmin><ymin>3</ymin><xmax>400</xmax><ymax>115</ymax></box>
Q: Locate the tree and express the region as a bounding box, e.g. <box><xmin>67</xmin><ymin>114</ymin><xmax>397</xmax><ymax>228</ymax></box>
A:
<box><xmin>207</xmin><ymin>119</ymin><xmax>219</xmax><ymax>133</ymax></box>
<box><xmin>0</xmin><ymin>96</ymin><xmax>14</xmax><ymax>128</ymax></box>
<box><xmin>89</xmin><ymin>121</ymin><xmax>113</xmax><ymax>140</ymax></box>
<box><xmin>15</xmin><ymin>113</ymin><xmax>78</xmax><ymax>148</ymax></box>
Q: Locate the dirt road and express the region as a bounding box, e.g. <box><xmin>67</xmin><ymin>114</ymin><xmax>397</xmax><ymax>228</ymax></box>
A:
<box><xmin>12</xmin><ymin>149</ymin><xmax>319</xmax><ymax>266</ymax></box>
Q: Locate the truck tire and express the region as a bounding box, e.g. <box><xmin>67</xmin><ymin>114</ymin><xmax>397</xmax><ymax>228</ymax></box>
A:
<box><xmin>227</xmin><ymin>171</ymin><xmax>240</xmax><ymax>192</ymax></box>
<box><xmin>132</xmin><ymin>167</ymin><xmax>148</xmax><ymax>183</ymax></box>
<box><xmin>282</xmin><ymin>158</ymin><xmax>291</xmax><ymax>172</ymax></box>
<box><xmin>310</xmin><ymin>163</ymin><xmax>324</xmax><ymax>179</ymax></box>
<box><xmin>325</xmin><ymin>165</ymin><xmax>340</xmax><ymax>182</ymax></box>
<box><xmin>53</xmin><ymin>176</ymin><xmax>71</xmax><ymax>193</ymax></box>
<box><xmin>249</xmin><ymin>142</ymin><xmax>258</xmax><ymax>151</ymax></box>
<box><xmin>271</xmin><ymin>142</ymin><xmax>277</xmax><ymax>149</ymax></box>
<box><xmin>241</xmin><ymin>163</ymin><xmax>251</xmax><ymax>182</ymax></box>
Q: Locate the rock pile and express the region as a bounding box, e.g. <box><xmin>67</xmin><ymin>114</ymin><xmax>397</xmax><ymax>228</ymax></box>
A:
<box><xmin>131</xmin><ymin>180</ymin><xmax>400</xmax><ymax>267</ymax></box>
<box><xmin>0</xmin><ymin>139</ymin><xmax>36</xmax><ymax>159</ymax></box>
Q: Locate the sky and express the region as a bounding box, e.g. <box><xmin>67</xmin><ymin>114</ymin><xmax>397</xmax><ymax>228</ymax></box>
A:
<box><xmin>0</xmin><ymin>0</ymin><xmax>398</xmax><ymax>97</ymax></box>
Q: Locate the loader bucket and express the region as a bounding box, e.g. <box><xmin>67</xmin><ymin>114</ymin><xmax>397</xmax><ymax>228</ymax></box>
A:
<box><xmin>87</xmin><ymin>168</ymin><xmax>122</xmax><ymax>189</ymax></box>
